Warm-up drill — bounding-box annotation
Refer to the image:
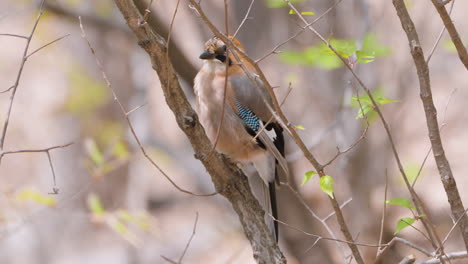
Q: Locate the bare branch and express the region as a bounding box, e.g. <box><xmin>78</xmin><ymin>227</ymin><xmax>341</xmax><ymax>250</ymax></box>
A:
<box><xmin>79</xmin><ymin>16</ymin><xmax>216</xmax><ymax>197</ymax></box>
<box><xmin>0</xmin><ymin>0</ymin><xmax>46</xmax><ymax>150</ymax></box>
<box><xmin>393</xmin><ymin>0</ymin><xmax>468</xmax><ymax>251</ymax></box>
<box><xmin>426</xmin><ymin>0</ymin><xmax>456</xmax><ymax>64</ymax></box>
<box><xmin>178</xmin><ymin>212</ymin><xmax>199</xmax><ymax>263</ymax></box>
<box><xmin>233</xmin><ymin>0</ymin><xmax>255</xmax><ymax>38</ymax></box>
<box><xmin>376</xmin><ymin>172</ymin><xmax>388</xmax><ymax>257</ymax></box>
<box><xmin>0</xmin><ymin>33</ymin><xmax>28</xmax><ymax>39</ymax></box>
<box><xmin>285</xmin><ymin>0</ymin><xmax>446</xmax><ymax>256</ymax></box>
<box><xmin>256</xmin><ymin>0</ymin><xmax>344</xmax><ymax>64</ymax></box>
<box><xmin>109</xmin><ymin>1</ymin><xmax>287</xmax><ymax>262</ymax></box>
<box><xmin>430</xmin><ymin>0</ymin><xmax>468</xmax><ymax>70</ymax></box>
<box><xmin>418</xmin><ymin>251</ymin><xmax>468</xmax><ymax>264</ymax></box>
<box><xmin>188</xmin><ymin>1</ymin><xmax>365</xmax><ymax>262</ymax></box>
<box><xmin>26</xmin><ymin>33</ymin><xmax>70</xmax><ymax>59</ymax></box>
<box><xmin>0</xmin><ymin>142</ymin><xmax>73</xmax><ymax>194</ymax></box>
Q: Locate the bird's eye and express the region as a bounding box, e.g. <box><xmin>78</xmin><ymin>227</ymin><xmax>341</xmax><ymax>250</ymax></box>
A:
<box><xmin>222</xmin><ymin>45</ymin><xmax>227</xmax><ymax>51</ymax></box>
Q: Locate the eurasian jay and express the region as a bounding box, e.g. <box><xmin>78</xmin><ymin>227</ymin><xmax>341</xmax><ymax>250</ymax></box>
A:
<box><xmin>194</xmin><ymin>36</ymin><xmax>289</xmax><ymax>241</ymax></box>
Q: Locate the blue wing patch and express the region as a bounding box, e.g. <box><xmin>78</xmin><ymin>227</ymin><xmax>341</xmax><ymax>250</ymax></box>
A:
<box><xmin>235</xmin><ymin>100</ymin><xmax>260</xmax><ymax>132</ymax></box>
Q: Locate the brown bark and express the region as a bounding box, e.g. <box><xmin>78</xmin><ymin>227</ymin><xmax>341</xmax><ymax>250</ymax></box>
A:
<box><xmin>112</xmin><ymin>0</ymin><xmax>285</xmax><ymax>263</ymax></box>
<box><xmin>392</xmin><ymin>0</ymin><xmax>468</xmax><ymax>251</ymax></box>
<box><xmin>430</xmin><ymin>0</ymin><xmax>468</xmax><ymax>71</ymax></box>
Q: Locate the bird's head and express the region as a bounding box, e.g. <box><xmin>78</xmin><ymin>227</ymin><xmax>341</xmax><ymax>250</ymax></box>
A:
<box><xmin>199</xmin><ymin>36</ymin><xmax>244</xmax><ymax>64</ymax></box>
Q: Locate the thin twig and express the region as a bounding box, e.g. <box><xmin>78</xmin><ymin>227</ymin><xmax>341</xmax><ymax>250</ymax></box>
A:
<box><xmin>138</xmin><ymin>0</ymin><xmax>154</xmax><ymax>26</ymax></box>
<box><xmin>286</xmin><ymin>0</ymin><xmax>445</xmax><ymax>257</ymax></box>
<box><xmin>178</xmin><ymin>212</ymin><xmax>199</xmax><ymax>263</ymax></box>
<box><xmin>232</xmin><ymin>0</ymin><xmax>254</xmax><ymax>38</ymax></box>
<box><xmin>281</xmin><ymin>182</ymin><xmax>347</xmax><ymax>260</ymax></box>
<box><xmin>187</xmin><ymin>2</ymin><xmax>363</xmax><ymax>262</ymax></box>
<box><xmin>430</xmin><ymin>0</ymin><xmax>468</xmax><ymax>70</ymax></box>
<box><xmin>256</xmin><ymin>0</ymin><xmax>344</xmax><ymax>64</ymax></box>
<box><xmin>376</xmin><ymin>171</ymin><xmax>388</xmax><ymax>257</ymax></box>
<box><xmin>0</xmin><ymin>0</ymin><xmax>47</xmax><ymax>150</ymax></box>
<box><xmin>0</xmin><ymin>142</ymin><xmax>73</xmax><ymax>194</ymax></box>
<box><xmin>26</xmin><ymin>33</ymin><xmax>70</xmax><ymax>59</ymax></box>
<box><xmin>79</xmin><ymin>16</ymin><xmax>216</xmax><ymax>197</ymax></box>
<box><xmin>412</xmin><ymin>88</ymin><xmax>456</xmax><ymax>188</ymax></box>
<box><xmin>393</xmin><ymin>0</ymin><xmax>468</xmax><ymax>253</ymax></box>
<box><xmin>418</xmin><ymin>251</ymin><xmax>468</xmax><ymax>264</ymax></box>
<box><xmin>0</xmin><ymin>33</ymin><xmax>29</xmax><ymax>39</ymax></box>
<box><xmin>440</xmin><ymin>208</ymin><xmax>468</xmax><ymax>248</ymax></box>
<box><xmin>426</xmin><ymin>0</ymin><xmax>456</xmax><ymax>64</ymax></box>
<box><xmin>161</xmin><ymin>256</ymin><xmax>178</xmax><ymax>264</ymax></box>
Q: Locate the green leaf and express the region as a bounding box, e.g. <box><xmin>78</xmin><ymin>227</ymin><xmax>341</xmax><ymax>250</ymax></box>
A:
<box><xmin>295</xmin><ymin>125</ymin><xmax>305</xmax><ymax>130</ymax></box>
<box><xmin>356</xmin><ymin>50</ymin><xmax>375</xmax><ymax>64</ymax></box>
<box><xmin>376</xmin><ymin>97</ymin><xmax>399</xmax><ymax>104</ymax></box>
<box><xmin>386</xmin><ymin>197</ymin><xmax>415</xmax><ymax>210</ymax></box>
<box><xmin>394</xmin><ymin>217</ymin><xmax>415</xmax><ymax>235</ymax></box>
<box><xmin>351</xmin><ymin>90</ymin><xmax>399</xmax><ymax>119</ymax></box>
<box><xmin>403</xmin><ymin>164</ymin><xmax>422</xmax><ymax>185</ymax></box>
<box><xmin>289</xmin><ymin>10</ymin><xmax>315</xmax><ymax>15</ymax></box>
<box><xmin>117</xmin><ymin>210</ymin><xmax>151</xmax><ymax>231</ymax></box>
<box><xmin>322</xmin><ymin>39</ymin><xmax>357</xmax><ymax>59</ymax></box>
<box><xmin>301</xmin><ymin>171</ymin><xmax>317</xmax><ymax>186</ymax></box>
<box><xmin>356</xmin><ymin>104</ymin><xmax>373</xmax><ymax>119</ymax></box>
<box><xmin>85</xmin><ymin>139</ymin><xmax>105</xmax><ymax>166</ymax></box>
<box><xmin>87</xmin><ymin>193</ymin><xmax>105</xmax><ymax>216</ymax></box>
<box><xmin>443</xmin><ymin>40</ymin><xmax>457</xmax><ymax>53</ymax></box>
<box><xmin>17</xmin><ymin>189</ymin><xmax>56</xmax><ymax>207</ymax></box>
<box><xmin>320</xmin><ymin>175</ymin><xmax>334</xmax><ymax>198</ymax></box>
<box><xmin>112</xmin><ymin>141</ymin><xmax>129</xmax><ymax>159</ymax></box>
<box><xmin>266</xmin><ymin>0</ymin><xmax>303</xmax><ymax>8</ymax></box>
<box><xmin>66</xmin><ymin>66</ymin><xmax>109</xmax><ymax>117</ymax></box>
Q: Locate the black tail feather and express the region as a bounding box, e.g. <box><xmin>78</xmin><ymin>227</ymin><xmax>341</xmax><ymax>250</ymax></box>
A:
<box><xmin>269</xmin><ymin>181</ymin><xmax>278</xmax><ymax>242</ymax></box>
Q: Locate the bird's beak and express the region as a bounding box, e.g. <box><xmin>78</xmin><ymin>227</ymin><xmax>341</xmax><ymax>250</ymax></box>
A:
<box><xmin>199</xmin><ymin>51</ymin><xmax>216</xmax><ymax>60</ymax></box>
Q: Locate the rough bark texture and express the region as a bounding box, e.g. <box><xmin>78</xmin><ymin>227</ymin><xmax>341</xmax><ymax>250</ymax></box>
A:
<box><xmin>392</xmin><ymin>0</ymin><xmax>468</xmax><ymax>251</ymax></box>
<box><xmin>112</xmin><ymin>0</ymin><xmax>286</xmax><ymax>263</ymax></box>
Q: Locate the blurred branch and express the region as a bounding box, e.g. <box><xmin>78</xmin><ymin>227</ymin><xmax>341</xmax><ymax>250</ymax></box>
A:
<box><xmin>376</xmin><ymin>173</ymin><xmax>388</xmax><ymax>258</ymax></box>
<box><xmin>0</xmin><ymin>0</ymin><xmax>46</xmax><ymax>150</ymax></box>
<box><xmin>285</xmin><ymin>0</ymin><xmax>447</xmax><ymax>258</ymax></box>
<box><xmin>26</xmin><ymin>34</ymin><xmax>70</xmax><ymax>59</ymax></box>
<box><xmin>256</xmin><ymin>0</ymin><xmax>344</xmax><ymax>64</ymax></box>
<box><xmin>188</xmin><ymin>1</ymin><xmax>364</xmax><ymax>262</ymax></box>
<box><xmin>412</xmin><ymin>87</ymin><xmax>456</xmax><ymax>187</ymax></box>
<box><xmin>0</xmin><ymin>33</ymin><xmax>28</xmax><ymax>39</ymax></box>
<box><xmin>232</xmin><ymin>0</ymin><xmax>254</xmax><ymax>38</ymax></box>
<box><xmin>426</xmin><ymin>0</ymin><xmax>456</xmax><ymax>64</ymax></box>
<box><xmin>393</xmin><ymin>0</ymin><xmax>468</xmax><ymax>252</ymax></box>
<box><xmin>430</xmin><ymin>0</ymin><xmax>468</xmax><ymax>70</ymax></box>
<box><xmin>111</xmin><ymin>1</ymin><xmax>286</xmax><ymax>263</ymax></box>
<box><xmin>160</xmin><ymin>212</ymin><xmax>199</xmax><ymax>264</ymax></box>
<box><xmin>399</xmin><ymin>255</ymin><xmax>416</xmax><ymax>264</ymax></box>
<box><xmin>418</xmin><ymin>251</ymin><xmax>468</xmax><ymax>264</ymax></box>
<box><xmin>0</xmin><ymin>142</ymin><xmax>74</xmax><ymax>194</ymax></box>
<box><xmin>281</xmin><ymin>182</ymin><xmax>347</xmax><ymax>260</ymax></box>
<box><xmin>178</xmin><ymin>212</ymin><xmax>198</xmax><ymax>263</ymax></box>
<box><xmin>79</xmin><ymin>16</ymin><xmax>215</xmax><ymax>197</ymax></box>
<box><xmin>44</xmin><ymin>1</ymin><xmax>198</xmax><ymax>87</ymax></box>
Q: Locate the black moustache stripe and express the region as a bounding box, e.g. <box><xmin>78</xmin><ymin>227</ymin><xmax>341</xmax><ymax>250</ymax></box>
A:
<box><xmin>215</xmin><ymin>54</ymin><xmax>232</xmax><ymax>66</ymax></box>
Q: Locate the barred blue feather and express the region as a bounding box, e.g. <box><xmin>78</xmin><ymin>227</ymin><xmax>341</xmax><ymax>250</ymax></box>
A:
<box><xmin>235</xmin><ymin>100</ymin><xmax>259</xmax><ymax>132</ymax></box>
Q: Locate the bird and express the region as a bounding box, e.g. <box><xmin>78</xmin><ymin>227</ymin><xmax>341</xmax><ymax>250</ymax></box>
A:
<box><xmin>193</xmin><ymin>36</ymin><xmax>289</xmax><ymax>241</ymax></box>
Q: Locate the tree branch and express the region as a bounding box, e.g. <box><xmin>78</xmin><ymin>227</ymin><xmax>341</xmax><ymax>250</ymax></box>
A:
<box><xmin>112</xmin><ymin>1</ymin><xmax>285</xmax><ymax>263</ymax></box>
<box><xmin>393</xmin><ymin>0</ymin><xmax>468</xmax><ymax>251</ymax></box>
<box><xmin>430</xmin><ymin>0</ymin><xmax>468</xmax><ymax>70</ymax></box>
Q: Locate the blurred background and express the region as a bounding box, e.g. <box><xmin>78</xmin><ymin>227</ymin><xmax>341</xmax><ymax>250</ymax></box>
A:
<box><xmin>0</xmin><ymin>0</ymin><xmax>467</xmax><ymax>263</ymax></box>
